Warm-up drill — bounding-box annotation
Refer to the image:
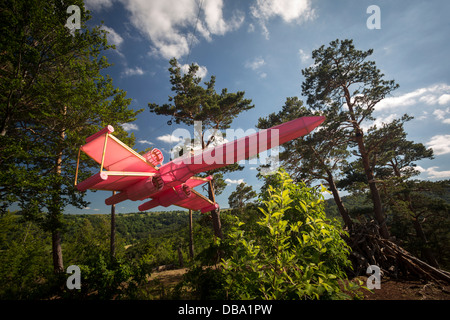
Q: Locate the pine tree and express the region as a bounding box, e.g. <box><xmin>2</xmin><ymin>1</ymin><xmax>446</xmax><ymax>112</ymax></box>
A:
<box><xmin>228</xmin><ymin>182</ymin><xmax>257</xmax><ymax>214</ymax></box>
<box><xmin>148</xmin><ymin>58</ymin><xmax>254</xmax><ymax>239</ymax></box>
<box><xmin>301</xmin><ymin>39</ymin><xmax>399</xmax><ymax>238</ymax></box>
<box><xmin>0</xmin><ymin>0</ymin><xmax>141</xmax><ymax>273</ymax></box>
<box><xmin>257</xmin><ymin>97</ymin><xmax>353</xmax><ymax>229</ymax></box>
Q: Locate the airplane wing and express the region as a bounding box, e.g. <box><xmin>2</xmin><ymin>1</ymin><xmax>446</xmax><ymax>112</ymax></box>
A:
<box><xmin>174</xmin><ymin>189</ymin><xmax>219</xmax><ymax>213</ymax></box>
<box><xmin>158</xmin><ymin>116</ymin><xmax>326</xmax><ymax>187</ymax></box>
<box><xmin>75</xmin><ymin>126</ymin><xmax>160</xmax><ymax>192</ymax></box>
<box><xmin>76</xmin><ymin>116</ymin><xmax>323</xmax><ymax>213</ymax></box>
<box><xmin>137</xmin><ymin>176</ymin><xmax>218</xmax><ymax>213</ymax></box>
<box><xmin>174</xmin><ymin>176</ymin><xmax>218</xmax><ymax>212</ymax></box>
<box><xmin>76</xmin><ymin>171</ymin><xmax>157</xmax><ymax>192</ymax></box>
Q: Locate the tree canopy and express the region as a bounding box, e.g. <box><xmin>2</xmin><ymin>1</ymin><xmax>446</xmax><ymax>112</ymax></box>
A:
<box><xmin>300</xmin><ymin>39</ymin><xmax>400</xmax><ymax>238</ymax></box>
<box><xmin>148</xmin><ymin>58</ymin><xmax>254</xmax><ymax>240</ymax></box>
<box><xmin>0</xmin><ymin>0</ymin><xmax>141</xmax><ymax>272</ymax></box>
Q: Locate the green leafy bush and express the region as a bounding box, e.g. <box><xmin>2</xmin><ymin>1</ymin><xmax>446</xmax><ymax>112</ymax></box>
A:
<box><xmin>0</xmin><ymin>213</ymin><xmax>53</xmax><ymax>299</ymax></box>
<box><xmin>62</xmin><ymin>215</ymin><xmax>152</xmax><ymax>299</ymax></box>
<box><xmin>221</xmin><ymin>169</ymin><xmax>356</xmax><ymax>299</ymax></box>
<box><xmin>68</xmin><ymin>253</ymin><xmax>151</xmax><ymax>299</ymax></box>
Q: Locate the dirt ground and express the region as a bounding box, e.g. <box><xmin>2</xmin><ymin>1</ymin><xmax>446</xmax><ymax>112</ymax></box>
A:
<box><xmin>148</xmin><ymin>268</ymin><xmax>450</xmax><ymax>300</ymax></box>
<box><xmin>356</xmin><ymin>276</ymin><xmax>450</xmax><ymax>300</ymax></box>
<box><xmin>148</xmin><ymin>268</ymin><xmax>188</xmax><ymax>288</ymax></box>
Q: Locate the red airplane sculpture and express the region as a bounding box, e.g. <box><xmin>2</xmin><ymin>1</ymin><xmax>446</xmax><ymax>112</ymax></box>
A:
<box><xmin>75</xmin><ymin>116</ymin><xmax>325</xmax><ymax>213</ymax></box>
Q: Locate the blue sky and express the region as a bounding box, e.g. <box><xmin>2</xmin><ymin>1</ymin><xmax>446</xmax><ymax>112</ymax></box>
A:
<box><xmin>71</xmin><ymin>0</ymin><xmax>450</xmax><ymax>214</ymax></box>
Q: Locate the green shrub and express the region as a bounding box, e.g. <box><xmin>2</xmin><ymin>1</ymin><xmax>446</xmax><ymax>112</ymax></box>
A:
<box><xmin>0</xmin><ymin>213</ymin><xmax>53</xmax><ymax>299</ymax></box>
<box><xmin>221</xmin><ymin>169</ymin><xmax>356</xmax><ymax>300</ymax></box>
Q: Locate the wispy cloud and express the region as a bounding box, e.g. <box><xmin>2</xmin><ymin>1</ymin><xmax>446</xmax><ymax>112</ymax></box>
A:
<box><xmin>83</xmin><ymin>206</ymin><xmax>100</xmax><ymax>211</ymax></box>
<box><xmin>426</xmin><ymin>134</ymin><xmax>450</xmax><ymax>156</ymax></box>
<box><xmin>225</xmin><ymin>178</ymin><xmax>245</xmax><ymax>185</ymax></box>
<box><xmin>121</xmin><ymin>123</ymin><xmax>139</xmax><ymax>131</ymax></box>
<box><xmin>250</xmin><ymin>0</ymin><xmax>315</xmax><ymax>39</ymax></box>
<box><xmin>100</xmin><ymin>25</ymin><xmax>124</xmax><ymax>49</ymax></box>
<box><xmin>85</xmin><ymin>0</ymin><xmax>115</xmax><ymax>11</ymax></box>
<box><xmin>361</xmin><ymin>113</ymin><xmax>399</xmax><ymax>133</ymax></box>
<box><xmin>119</xmin><ymin>0</ymin><xmax>244</xmax><ymax>59</ymax></box>
<box><xmin>200</xmin><ymin>0</ymin><xmax>244</xmax><ymax>39</ymax></box>
<box><xmin>298</xmin><ymin>48</ymin><xmax>310</xmax><ymax>64</ymax></box>
<box><xmin>122</xmin><ymin>67</ymin><xmax>145</xmax><ymax>77</ymax></box>
<box><xmin>416</xmin><ymin>166</ymin><xmax>450</xmax><ymax>179</ymax></box>
<box><xmin>245</xmin><ymin>57</ymin><xmax>267</xmax><ymax>79</ymax></box>
<box><xmin>245</xmin><ymin>57</ymin><xmax>265</xmax><ymax>70</ymax></box>
<box><xmin>433</xmin><ymin>108</ymin><xmax>450</xmax><ymax>124</ymax></box>
<box><xmin>180</xmin><ymin>63</ymin><xmax>208</xmax><ymax>80</ymax></box>
<box><xmin>157</xmin><ymin>134</ymin><xmax>184</xmax><ymax>144</ymax></box>
<box><xmin>138</xmin><ymin>139</ymin><xmax>154</xmax><ymax>145</ymax></box>
<box><xmin>375</xmin><ymin>83</ymin><xmax>450</xmax><ymax>112</ymax></box>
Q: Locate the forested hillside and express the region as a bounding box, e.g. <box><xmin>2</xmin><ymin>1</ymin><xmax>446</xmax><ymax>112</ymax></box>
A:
<box><xmin>324</xmin><ymin>182</ymin><xmax>450</xmax><ymax>271</ymax></box>
<box><xmin>65</xmin><ymin>211</ymin><xmax>201</xmax><ymax>243</ymax></box>
<box><xmin>0</xmin><ymin>209</ymin><xmax>215</xmax><ymax>299</ymax></box>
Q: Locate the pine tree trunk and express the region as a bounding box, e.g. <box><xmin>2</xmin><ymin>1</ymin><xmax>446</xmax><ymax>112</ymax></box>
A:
<box><xmin>188</xmin><ymin>209</ymin><xmax>194</xmax><ymax>259</ymax></box>
<box><xmin>52</xmin><ymin>230</ymin><xmax>64</xmax><ymax>273</ymax></box>
<box><xmin>51</xmin><ymin>123</ymin><xmax>65</xmax><ymax>274</ymax></box>
<box><xmin>110</xmin><ymin>191</ymin><xmax>116</xmax><ymax>260</ymax></box>
<box><xmin>177</xmin><ymin>246</ymin><xmax>184</xmax><ymax>267</ymax></box>
<box><xmin>208</xmin><ymin>179</ymin><xmax>223</xmax><ymax>239</ymax></box>
<box><xmin>344</xmin><ymin>90</ymin><xmax>389</xmax><ymax>239</ymax></box>
<box><xmin>355</xmin><ymin>131</ymin><xmax>390</xmax><ymax>239</ymax></box>
<box><xmin>412</xmin><ymin>217</ymin><xmax>440</xmax><ymax>268</ymax></box>
<box><xmin>325</xmin><ymin>171</ymin><xmax>353</xmax><ymax>229</ymax></box>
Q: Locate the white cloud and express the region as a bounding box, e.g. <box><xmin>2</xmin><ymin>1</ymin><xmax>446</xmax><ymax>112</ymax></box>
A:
<box><xmin>298</xmin><ymin>49</ymin><xmax>310</xmax><ymax>64</ymax></box>
<box><xmin>122</xmin><ymin>66</ymin><xmax>145</xmax><ymax>77</ymax></box>
<box><xmin>121</xmin><ymin>123</ymin><xmax>139</xmax><ymax>131</ymax></box>
<box><xmin>416</xmin><ymin>111</ymin><xmax>428</xmax><ymax>121</ymax></box>
<box><xmin>438</xmin><ymin>94</ymin><xmax>450</xmax><ymax>105</ymax></box>
<box><xmin>121</xmin><ymin>0</ymin><xmax>244</xmax><ymax>59</ymax></box>
<box><xmin>157</xmin><ymin>134</ymin><xmax>184</xmax><ymax>144</ymax></box>
<box><xmin>225</xmin><ymin>178</ymin><xmax>245</xmax><ymax>185</ymax></box>
<box><xmin>138</xmin><ymin>139</ymin><xmax>154</xmax><ymax>145</ymax></box>
<box><xmin>82</xmin><ymin>206</ymin><xmax>100</xmax><ymax>211</ymax></box>
<box><xmin>120</xmin><ymin>0</ymin><xmax>196</xmax><ymax>59</ymax></box>
<box><xmin>180</xmin><ymin>63</ymin><xmax>208</xmax><ymax>80</ymax></box>
<box><xmin>85</xmin><ymin>0</ymin><xmax>115</xmax><ymax>11</ymax></box>
<box><xmin>245</xmin><ymin>57</ymin><xmax>265</xmax><ymax>70</ymax></box>
<box><xmin>376</xmin><ymin>83</ymin><xmax>450</xmax><ymax>112</ymax></box>
<box><xmin>100</xmin><ymin>25</ymin><xmax>124</xmax><ymax>48</ymax></box>
<box><xmin>251</xmin><ymin>0</ymin><xmax>315</xmax><ymax>39</ymax></box>
<box><xmin>433</xmin><ymin>108</ymin><xmax>450</xmax><ymax>124</ymax></box>
<box><xmin>426</xmin><ymin>135</ymin><xmax>450</xmax><ymax>155</ymax></box>
<box><xmin>361</xmin><ymin>113</ymin><xmax>399</xmax><ymax>132</ymax></box>
<box><xmin>416</xmin><ymin>166</ymin><xmax>450</xmax><ymax>179</ymax></box>
<box><xmin>201</xmin><ymin>0</ymin><xmax>244</xmax><ymax>37</ymax></box>
<box><xmin>245</xmin><ymin>57</ymin><xmax>267</xmax><ymax>79</ymax></box>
